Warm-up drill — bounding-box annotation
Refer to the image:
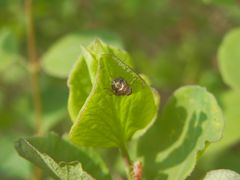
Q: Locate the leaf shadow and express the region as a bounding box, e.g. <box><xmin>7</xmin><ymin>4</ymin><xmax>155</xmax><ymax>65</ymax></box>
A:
<box><xmin>158</xmin><ymin>111</ymin><xmax>207</xmax><ymax>170</ymax></box>
<box><xmin>137</xmin><ymin>97</ymin><xmax>207</xmax><ymax>179</ymax></box>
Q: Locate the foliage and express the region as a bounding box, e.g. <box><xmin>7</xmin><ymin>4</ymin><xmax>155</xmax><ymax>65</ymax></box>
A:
<box><xmin>203</xmin><ymin>169</ymin><xmax>240</xmax><ymax>180</ymax></box>
<box><xmin>191</xmin><ymin>26</ymin><xmax>240</xmax><ymax>179</ymax></box>
<box><xmin>68</xmin><ymin>40</ymin><xmax>157</xmax><ymax>148</ymax></box>
<box><xmin>218</xmin><ymin>28</ymin><xmax>240</xmax><ymax>91</ymax></box>
<box><xmin>138</xmin><ymin>86</ymin><xmax>224</xmax><ymax>180</ymax></box>
<box><xmin>15</xmin><ymin>133</ymin><xmax>109</xmax><ymax>179</ymax></box>
<box><xmin>13</xmin><ymin>40</ymin><xmax>225</xmax><ymax>179</ymax></box>
<box><xmin>0</xmin><ymin>0</ymin><xmax>240</xmax><ymax>179</ymax></box>
<box><xmin>42</xmin><ymin>32</ymin><xmax>123</xmax><ymax>78</ymax></box>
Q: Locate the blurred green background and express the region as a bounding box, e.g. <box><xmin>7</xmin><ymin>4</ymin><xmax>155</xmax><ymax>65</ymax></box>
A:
<box><xmin>0</xmin><ymin>0</ymin><xmax>240</xmax><ymax>179</ymax></box>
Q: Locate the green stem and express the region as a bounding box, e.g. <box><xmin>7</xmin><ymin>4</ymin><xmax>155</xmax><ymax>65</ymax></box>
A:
<box><xmin>25</xmin><ymin>0</ymin><xmax>42</xmax><ymax>135</ymax></box>
<box><xmin>25</xmin><ymin>0</ymin><xmax>42</xmax><ymax>179</ymax></box>
<box><xmin>120</xmin><ymin>144</ymin><xmax>134</xmax><ymax>180</ymax></box>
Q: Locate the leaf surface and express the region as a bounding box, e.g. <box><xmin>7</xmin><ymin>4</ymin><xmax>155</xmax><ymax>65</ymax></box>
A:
<box><xmin>15</xmin><ymin>133</ymin><xmax>110</xmax><ymax>179</ymax></box>
<box><xmin>218</xmin><ymin>28</ymin><xmax>240</xmax><ymax>90</ymax></box>
<box><xmin>203</xmin><ymin>169</ymin><xmax>240</xmax><ymax>180</ymax></box>
<box><xmin>68</xmin><ymin>40</ymin><xmax>158</xmax><ymax>148</ymax></box>
<box><xmin>138</xmin><ymin>86</ymin><xmax>224</xmax><ymax>180</ymax></box>
<box><xmin>204</xmin><ymin>90</ymin><xmax>240</xmax><ymax>155</ymax></box>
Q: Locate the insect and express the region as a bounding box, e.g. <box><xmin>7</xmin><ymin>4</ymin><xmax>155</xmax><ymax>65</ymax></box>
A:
<box><xmin>111</xmin><ymin>77</ymin><xmax>132</xmax><ymax>96</ymax></box>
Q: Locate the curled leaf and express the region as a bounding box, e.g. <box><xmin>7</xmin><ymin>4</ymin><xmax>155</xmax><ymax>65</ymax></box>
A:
<box><xmin>68</xmin><ymin>40</ymin><xmax>158</xmax><ymax>148</ymax></box>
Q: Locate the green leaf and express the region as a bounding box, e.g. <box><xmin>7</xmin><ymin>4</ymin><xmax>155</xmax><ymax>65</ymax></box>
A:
<box><xmin>197</xmin><ymin>90</ymin><xmax>240</xmax><ymax>173</ymax></box>
<box><xmin>0</xmin><ymin>28</ymin><xmax>28</xmax><ymax>84</ymax></box>
<box><xmin>1</xmin><ymin>59</ymin><xmax>28</xmax><ymax>85</ymax></box>
<box><xmin>204</xmin><ymin>90</ymin><xmax>240</xmax><ymax>155</ymax></box>
<box><xmin>138</xmin><ymin>86</ymin><xmax>224</xmax><ymax>180</ymax></box>
<box><xmin>0</xmin><ymin>135</ymin><xmax>31</xmax><ymax>179</ymax></box>
<box><xmin>15</xmin><ymin>133</ymin><xmax>110</xmax><ymax>179</ymax></box>
<box><xmin>68</xmin><ymin>40</ymin><xmax>158</xmax><ymax>148</ymax></box>
<box><xmin>218</xmin><ymin>28</ymin><xmax>240</xmax><ymax>91</ymax></box>
<box><xmin>42</xmin><ymin>31</ymin><xmax>123</xmax><ymax>78</ymax></box>
<box><xmin>203</xmin><ymin>169</ymin><xmax>240</xmax><ymax>180</ymax></box>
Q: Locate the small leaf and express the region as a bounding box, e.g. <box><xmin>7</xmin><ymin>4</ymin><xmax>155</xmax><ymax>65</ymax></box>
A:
<box><xmin>138</xmin><ymin>86</ymin><xmax>224</xmax><ymax>180</ymax></box>
<box><xmin>218</xmin><ymin>28</ymin><xmax>240</xmax><ymax>91</ymax></box>
<box><xmin>0</xmin><ymin>28</ymin><xmax>27</xmax><ymax>84</ymax></box>
<box><xmin>1</xmin><ymin>59</ymin><xmax>28</xmax><ymax>85</ymax></box>
<box><xmin>68</xmin><ymin>40</ymin><xmax>158</xmax><ymax>148</ymax></box>
<box><xmin>42</xmin><ymin>31</ymin><xmax>123</xmax><ymax>78</ymax></box>
<box><xmin>203</xmin><ymin>169</ymin><xmax>240</xmax><ymax>180</ymax></box>
<box><xmin>15</xmin><ymin>133</ymin><xmax>110</xmax><ymax>179</ymax></box>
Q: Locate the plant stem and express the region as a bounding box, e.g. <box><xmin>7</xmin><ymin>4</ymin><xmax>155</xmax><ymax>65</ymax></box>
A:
<box><xmin>120</xmin><ymin>144</ymin><xmax>134</xmax><ymax>180</ymax></box>
<box><xmin>25</xmin><ymin>0</ymin><xmax>42</xmax><ymax>179</ymax></box>
<box><xmin>25</xmin><ymin>0</ymin><xmax>42</xmax><ymax>135</ymax></box>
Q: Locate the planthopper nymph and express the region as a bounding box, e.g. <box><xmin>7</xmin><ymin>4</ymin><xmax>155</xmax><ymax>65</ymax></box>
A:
<box><xmin>111</xmin><ymin>77</ymin><xmax>132</xmax><ymax>96</ymax></box>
